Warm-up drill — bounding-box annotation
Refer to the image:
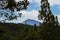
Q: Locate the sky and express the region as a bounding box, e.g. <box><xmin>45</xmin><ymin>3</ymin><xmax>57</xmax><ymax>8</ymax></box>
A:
<box><xmin>6</xmin><ymin>0</ymin><xmax>60</xmax><ymax>23</ymax></box>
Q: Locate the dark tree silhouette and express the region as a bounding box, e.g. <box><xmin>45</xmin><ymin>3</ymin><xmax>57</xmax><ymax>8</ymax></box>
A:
<box><xmin>0</xmin><ymin>0</ymin><xmax>29</xmax><ymax>22</ymax></box>
<box><xmin>38</xmin><ymin>0</ymin><xmax>60</xmax><ymax>40</ymax></box>
<box><xmin>38</xmin><ymin>0</ymin><xmax>58</xmax><ymax>25</ymax></box>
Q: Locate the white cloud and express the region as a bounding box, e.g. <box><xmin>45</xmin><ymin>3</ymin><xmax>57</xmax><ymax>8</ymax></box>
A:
<box><xmin>17</xmin><ymin>10</ymin><xmax>39</xmax><ymax>23</ymax></box>
<box><xmin>13</xmin><ymin>10</ymin><xmax>60</xmax><ymax>23</ymax></box>
<box><xmin>29</xmin><ymin>0</ymin><xmax>60</xmax><ymax>6</ymax></box>
<box><xmin>15</xmin><ymin>0</ymin><xmax>60</xmax><ymax>6</ymax></box>
<box><xmin>15</xmin><ymin>0</ymin><xmax>33</xmax><ymax>2</ymax></box>
<box><xmin>6</xmin><ymin>10</ymin><xmax>42</xmax><ymax>23</ymax></box>
<box><xmin>6</xmin><ymin>0</ymin><xmax>60</xmax><ymax>23</ymax></box>
<box><xmin>28</xmin><ymin>0</ymin><xmax>33</xmax><ymax>2</ymax></box>
<box><xmin>15</xmin><ymin>0</ymin><xmax>24</xmax><ymax>2</ymax></box>
<box><xmin>48</xmin><ymin>0</ymin><xmax>60</xmax><ymax>6</ymax></box>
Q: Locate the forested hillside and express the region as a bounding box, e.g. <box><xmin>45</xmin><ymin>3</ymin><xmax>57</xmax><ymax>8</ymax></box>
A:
<box><xmin>0</xmin><ymin>23</ymin><xmax>40</xmax><ymax>40</ymax></box>
<box><xmin>0</xmin><ymin>23</ymin><xmax>60</xmax><ymax>40</ymax></box>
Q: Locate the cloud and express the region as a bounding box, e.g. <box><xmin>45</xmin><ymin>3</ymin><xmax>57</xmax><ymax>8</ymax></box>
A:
<box><xmin>18</xmin><ymin>10</ymin><xmax>39</xmax><ymax>22</ymax></box>
<box><xmin>15</xmin><ymin>0</ymin><xmax>60</xmax><ymax>6</ymax></box>
<box><xmin>5</xmin><ymin>0</ymin><xmax>60</xmax><ymax>23</ymax></box>
<box><xmin>6</xmin><ymin>10</ymin><xmax>42</xmax><ymax>23</ymax></box>
<box><xmin>48</xmin><ymin>0</ymin><xmax>60</xmax><ymax>6</ymax></box>
<box><xmin>29</xmin><ymin>0</ymin><xmax>60</xmax><ymax>6</ymax></box>
<box><xmin>15</xmin><ymin>0</ymin><xmax>33</xmax><ymax>2</ymax></box>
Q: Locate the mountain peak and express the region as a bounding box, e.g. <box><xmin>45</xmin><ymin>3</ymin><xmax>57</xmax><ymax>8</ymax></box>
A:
<box><xmin>23</xmin><ymin>19</ymin><xmax>41</xmax><ymax>26</ymax></box>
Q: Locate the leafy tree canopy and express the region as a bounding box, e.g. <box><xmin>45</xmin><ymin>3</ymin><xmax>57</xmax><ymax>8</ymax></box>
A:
<box><xmin>0</xmin><ymin>0</ymin><xmax>29</xmax><ymax>22</ymax></box>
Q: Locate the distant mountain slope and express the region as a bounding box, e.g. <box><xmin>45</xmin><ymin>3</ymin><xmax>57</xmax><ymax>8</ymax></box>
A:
<box><xmin>23</xmin><ymin>19</ymin><xmax>41</xmax><ymax>26</ymax></box>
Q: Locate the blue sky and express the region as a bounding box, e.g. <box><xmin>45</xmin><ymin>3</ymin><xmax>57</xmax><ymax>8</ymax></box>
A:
<box><xmin>4</xmin><ymin>0</ymin><xmax>60</xmax><ymax>23</ymax></box>
<box><xmin>51</xmin><ymin>5</ymin><xmax>60</xmax><ymax>15</ymax></box>
<box><xmin>26</xmin><ymin>1</ymin><xmax>40</xmax><ymax>11</ymax></box>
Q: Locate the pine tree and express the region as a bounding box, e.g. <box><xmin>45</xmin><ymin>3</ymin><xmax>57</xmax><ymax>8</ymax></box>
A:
<box><xmin>38</xmin><ymin>0</ymin><xmax>58</xmax><ymax>25</ymax></box>
<box><xmin>38</xmin><ymin>0</ymin><xmax>60</xmax><ymax>40</ymax></box>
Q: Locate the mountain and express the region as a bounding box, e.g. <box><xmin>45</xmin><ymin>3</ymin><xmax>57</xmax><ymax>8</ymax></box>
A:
<box><xmin>23</xmin><ymin>19</ymin><xmax>41</xmax><ymax>26</ymax></box>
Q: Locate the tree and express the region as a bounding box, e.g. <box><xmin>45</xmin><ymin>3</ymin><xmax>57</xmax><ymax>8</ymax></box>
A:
<box><xmin>38</xmin><ymin>0</ymin><xmax>60</xmax><ymax>40</ymax></box>
<box><xmin>0</xmin><ymin>0</ymin><xmax>29</xmax><ymax>22</ymax></box>
<box><xmin>38</xmin><ymin>0</ymin><xmax>58</xmax><ymax>25</ymax></box>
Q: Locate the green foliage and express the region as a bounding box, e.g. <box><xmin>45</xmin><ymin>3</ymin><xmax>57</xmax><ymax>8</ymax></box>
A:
<box><xmin>0</xmin><ymin>23</ymin><xmax>40</xmax><ymax>40</ymax></box>
<box><xmin>3</xmin><ymin>0</ymin><xmax>29</xmax><ymax>11</ymax></box>
<box><xmin>38</xmin><ymin>22</ymin><xmax>60</xmax><ymax>40</ymax></box>
<box><xmin>38</xmin><ymin>0</ymin><xmax>60</xmax><ymax>40</ymax></box>
<box><xmin>38</xmin><ymin>0</ymin><xmax>58</xmax><ymax>24</ymax></box>
<box><xmin>5</xmin><ymin>0</ymin><xmax>16</xmax><ymax>11</ymax></box>
<box><xmin>0</xmin><ymin>0</ymin><xmax>29</xmax><ymax>21</ymax></box>
<box><xmin>0</xmin><ymin>22</ymin><xmax>60</xmax><ymax>40</ymax></box>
